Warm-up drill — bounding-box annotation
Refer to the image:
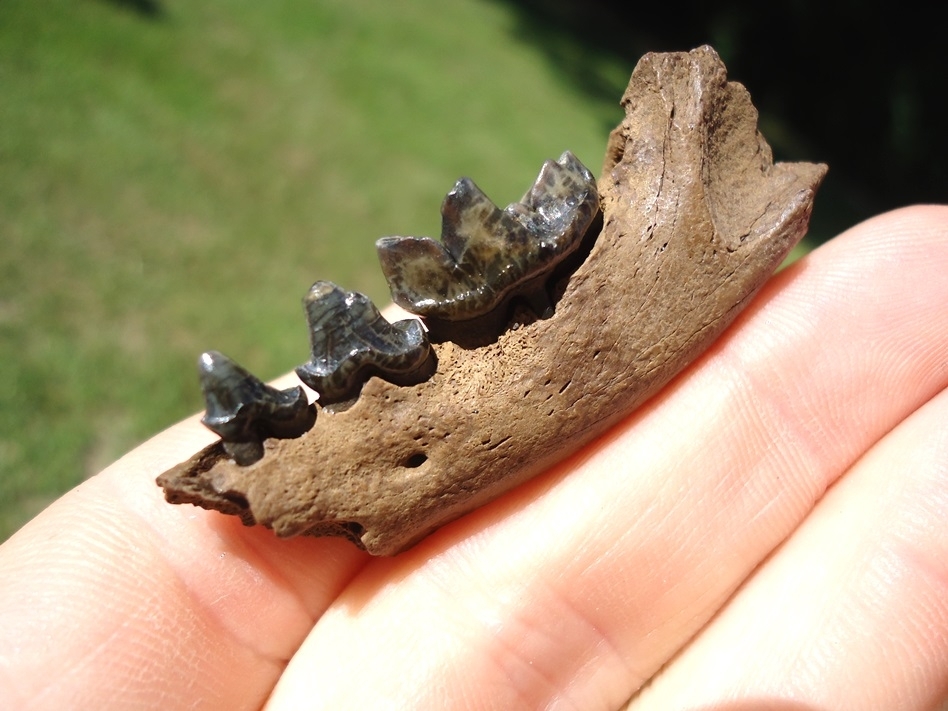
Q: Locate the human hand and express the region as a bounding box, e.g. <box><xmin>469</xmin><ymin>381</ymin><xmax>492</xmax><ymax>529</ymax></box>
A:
<box><xmin>1</xmin><ymin>206</ymin><xmax>946</xmax><ymax>710</ymax></box>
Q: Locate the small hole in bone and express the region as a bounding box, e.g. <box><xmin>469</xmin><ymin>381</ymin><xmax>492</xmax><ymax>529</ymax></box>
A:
<box><xmin>404</xmin><ymin>452</ymin><xmax>428</xmax><ymax>468</ymax></box>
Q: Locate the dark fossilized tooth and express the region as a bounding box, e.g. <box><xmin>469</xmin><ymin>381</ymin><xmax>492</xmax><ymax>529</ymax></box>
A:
<box><xmin>376</xmin><ymin>150</ymin><xmax>599</xmax><ymax>324</ymax></box>
<box><xmin>295</xmin><ymin>281</ymin><xmax>433</xmax><ymax>406</ymax></box>
<box><xmin>198</xmin><ymin>350</ymin><xmax>315</xmax><ymax>465</ymax></box>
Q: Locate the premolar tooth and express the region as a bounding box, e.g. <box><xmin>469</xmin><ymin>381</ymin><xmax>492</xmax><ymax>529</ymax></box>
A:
<box><xmin>198</xmin><ymin>350</ymin><xmax>315</xmax><ymax>465</ymax></box>
<box><xmin>295</xmin><ymin>281</ymin><xmax>433</xmax><ymax>407</ymax></box>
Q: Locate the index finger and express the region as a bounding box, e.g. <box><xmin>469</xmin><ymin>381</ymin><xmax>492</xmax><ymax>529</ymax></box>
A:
<box><xmin>0</xmin><ymin>406</ymin><xmax>369</xmax><ymax>709</ymax></box>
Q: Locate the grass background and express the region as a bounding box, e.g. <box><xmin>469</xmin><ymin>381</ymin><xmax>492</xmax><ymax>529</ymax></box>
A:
<box><xmin>2</xmin><ymin>1</ymin><xmax>941</xmax><ymax>539</ymax></box>
<box><xmin>0</xmin><ymin>0</ymin><xmax>631</xmax><ymax>538</ymax></box>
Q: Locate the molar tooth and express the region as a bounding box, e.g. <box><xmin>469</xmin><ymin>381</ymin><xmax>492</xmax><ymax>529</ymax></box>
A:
<box><xmin>376</xmin><ymin>150</ymin><xmax>600</xmax><ymax>333</ymax></box>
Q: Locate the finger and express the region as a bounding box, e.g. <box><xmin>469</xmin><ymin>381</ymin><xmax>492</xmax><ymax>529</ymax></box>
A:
<box><xmin>265</xmin><ymin>206</ymin><xmax>948</xmax><ymax>710</ymax></box>
<box><xmin>0</xmin><ymin>406</ymin><xmax>370</xmax><ymax>709</ymax></box>
<box><xmin>628</xmin><ymin>385</ymin><xmax>948</xmax><ymax>710</ymax></box>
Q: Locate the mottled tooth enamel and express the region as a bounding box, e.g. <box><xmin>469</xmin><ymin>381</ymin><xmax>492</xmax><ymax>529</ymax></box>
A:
<box><xmin>295</xmin><ymin>281</ymin><xmax>432</xmax><ymax>406</ymax></box>
<box><xmin>376</xmin><ymin>150</ymin><xmax>599</xmax><ymax>325</ymax></box>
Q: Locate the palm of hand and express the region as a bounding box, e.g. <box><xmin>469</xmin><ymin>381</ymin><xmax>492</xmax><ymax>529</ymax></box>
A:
<box><xmin>2</xmin><ymin>206</ymin><xmax>947</xmax><ymax>710</ymax></box>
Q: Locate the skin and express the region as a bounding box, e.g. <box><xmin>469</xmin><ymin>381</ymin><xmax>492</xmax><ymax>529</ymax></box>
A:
<box><xmin>1</xmin><ymin>205</ymin><xmax>947</xmax><ymax>710</ymax></box>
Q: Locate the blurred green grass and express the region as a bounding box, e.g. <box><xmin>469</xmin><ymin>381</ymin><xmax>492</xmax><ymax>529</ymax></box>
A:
<box><xmin>0</xmin><ymin>0</ymin><xmax>631</xmax><ymax>537</ymax></box>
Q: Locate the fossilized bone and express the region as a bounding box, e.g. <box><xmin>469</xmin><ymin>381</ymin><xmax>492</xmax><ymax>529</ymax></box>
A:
<box><xmin>157</xmin><ymin>46</ymin><xmax>826</xmax><ymax>555</ymax></box>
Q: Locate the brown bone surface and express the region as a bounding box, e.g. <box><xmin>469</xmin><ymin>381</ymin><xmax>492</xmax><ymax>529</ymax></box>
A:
<box><xmin>158</xmin><ymin>47</ymin><xmax>827</xmax><ymax>555</ymax></box>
